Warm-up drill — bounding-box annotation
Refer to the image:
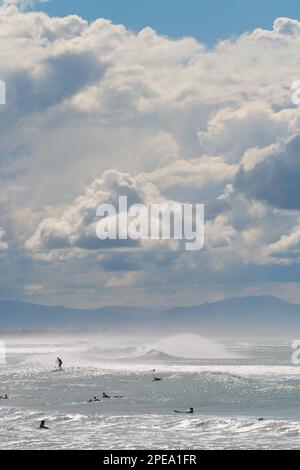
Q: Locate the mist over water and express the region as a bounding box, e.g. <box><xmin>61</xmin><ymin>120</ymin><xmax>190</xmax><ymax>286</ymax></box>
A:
<box><xmin>8</xmin><ymin>332</ymin><xmax>233</xmax><ymax>368</ymax></box>
<box><xmin>151</xmin><ymin>334</ymin><xmax>233</xmax><ymax>359</ymax></box>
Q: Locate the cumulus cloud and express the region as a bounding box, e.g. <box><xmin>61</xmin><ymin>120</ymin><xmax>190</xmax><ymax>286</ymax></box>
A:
<box><xmin>148</xmin><ymin>156</ymin><xmax>237</xmax><ymax>202</ymax></box>
<box><xmin>198</xmin><ymin>103</ymin><xmax>292</xmax><ymax>162</ymax></box>
<box><xmin>267</xmin><ymin>225</ymin><xmax>300</xmax><ymax>259</ymax></box>
<box><xmin>1</xmin><ymin>0</ymin><xmax>48</xmax><ymax>12</ymax></box>
<box><xmin>25</xmin><ymin>170</ymin><xmax>148</xmax><ymax>253</ymax></box>
<box><xmin>8</xmin><ymin>51</ymin><xmax>106</xmax><ymax>116</ymax></box>
<box><xmin>1</xmin><ymin>8</ymin><xmax>300</xmax><ymax>304</ymax></box>
<box><xmin>25</xmin><ymin>168</ymin><xmax>195</xmax><ymax>259</ymax></box>
<box><xmin>235</xmin><ymin>136</ymin><xmax>300</xmax><ymax>210</ymax></box>
<box><xmin>0</xmin><ymin>228</ymin><xmax>8</xmax><ymax>251</ymax></box>
<box><xmin>253</xmin><ymin>17</ymin><xmax>300</xmax><ymax>39</ymax></box>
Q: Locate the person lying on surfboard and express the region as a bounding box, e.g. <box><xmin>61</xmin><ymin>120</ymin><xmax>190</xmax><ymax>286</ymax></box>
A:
<box><xmin>174</xmin><ymin>407</ymin><xmax>194</xmax><ymax>414</ymax></box>
<box><xmin>39</xmin><ymin>420</ymin><xmax>49</xmax><ymax>429</ymax></box>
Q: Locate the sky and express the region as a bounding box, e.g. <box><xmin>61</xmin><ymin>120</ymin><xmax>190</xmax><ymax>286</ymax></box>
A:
<box><xmin>37</xmin><ymin>0</ymin><xmax>300</xmax><ymax>45</ymax></box>
<box><xmin>1</xmin><ymin>1</ymin><xmax>300</xmax><ymax>308</ymax></box>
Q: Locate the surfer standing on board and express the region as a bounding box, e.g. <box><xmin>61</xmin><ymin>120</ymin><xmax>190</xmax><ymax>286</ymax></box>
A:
<box><xmin>174</xmin><ymin>407</ymin><xmax>194</xmax><ymax>414</ymax></box>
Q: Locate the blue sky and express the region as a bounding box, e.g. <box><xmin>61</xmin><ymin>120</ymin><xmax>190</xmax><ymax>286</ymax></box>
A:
<box><xmin>38</xmin><ymin>0</ymin><xmax>300</xmax><ymax>45</ymax></box>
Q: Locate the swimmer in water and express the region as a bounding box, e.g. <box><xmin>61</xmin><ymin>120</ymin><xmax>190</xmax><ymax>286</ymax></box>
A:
<box><xmin>102</xmin><ymin>392</ymin><xmax>111</xmax><ymax>398</ymax></box>
<box><xmin>174</xmin><ymin>407</ymin><xmax>194</xmax><ymax>414</ymax></box>
<box><xmin>88</xmin><ymin>396</ymin><xmax>101</xmax><ymax>402</ymax></box>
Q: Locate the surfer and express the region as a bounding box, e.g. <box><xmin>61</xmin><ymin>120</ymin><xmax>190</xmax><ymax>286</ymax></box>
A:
<box><xmin>153</xmin><ymin>377</ymin><xmax>162</xmax><ymax>382</ymax></box>
<box><xmin>174</xmin><ymin>407</ymin><xmax>194</xmax><ymax>414</ymax></box>
<box><xmin>56</xmin><ymin>357</ymin><xmax>63</xmax><ymax>370</ymax></box>
<box><xmin>88</xmin><ymin>396</ymin><xmax>101</xmax><ymax>402</ymax></box>
<box><xmin>39</xmin><ymin>420</ymin><xmax>49</xmax><ymax>430</ymax></box>
<box><xmin>102</xmin><ymin>392</ymin><xmax>111</xmax><ymax>398</ymax></box>
<box><xmin>0</xmin><ymin>394</ymin><xmax>8</xmax><ymax>399</ymax></box>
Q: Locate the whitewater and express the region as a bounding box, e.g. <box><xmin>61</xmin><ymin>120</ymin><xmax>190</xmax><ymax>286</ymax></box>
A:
<box><xmin>0</xmin><ymin>332</ymin><xmax>300</xmax><ymax>449</ymax></box>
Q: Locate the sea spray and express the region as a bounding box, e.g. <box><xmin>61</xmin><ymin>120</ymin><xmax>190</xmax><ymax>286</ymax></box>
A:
<box><xmin>150</xmin><ymin>334</ymin><xmax>233</xmax><ymax>359</ymax></box>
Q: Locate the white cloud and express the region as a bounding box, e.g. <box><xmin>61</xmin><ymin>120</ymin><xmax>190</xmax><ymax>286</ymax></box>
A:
<box><xmin>265</xmin><ymin>223</ymin><xmax>300</xmax><ymax>265</ymax></box>
<box><xmin>198</xmin><ymin>103</ymin><xmax>292</xmax><ymax>162</ymax></box>
<box><xmin>1</xmin><ymin>0</ymin><xmax>48</xmax><ymax>12</ymax></box>
<box><xmin>1</xmin><ymin>9</ymin><xmax>300</xmax><ymax>304</ymax></box>
<box><xmin>25</xmin><ymin>168</ymin><xmax>187</xmax><ymax>253</ymax></box>
<box><xmin>0</xmin><ymin>228</ymin><xmax>8</xmax><ymax>251</ymax></box>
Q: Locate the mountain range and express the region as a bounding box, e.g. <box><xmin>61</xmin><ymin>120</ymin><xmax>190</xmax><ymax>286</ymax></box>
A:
<box><xmin>0</xmin><ymin>295</ymin><xmax>300</xmax><ymax>336</ymax></box>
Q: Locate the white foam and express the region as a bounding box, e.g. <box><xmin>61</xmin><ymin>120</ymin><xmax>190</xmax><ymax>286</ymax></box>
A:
<box><xmin>150</xmin><ymin>334</ymin><xmax>234</xmax><ymax>359</ymax></box>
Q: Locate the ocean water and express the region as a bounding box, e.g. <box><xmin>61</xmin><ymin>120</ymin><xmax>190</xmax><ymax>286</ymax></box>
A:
<box><xmin>0</xmin><ymin>332</ymin><xmax>300</xmax><ymax>449</ymax></box>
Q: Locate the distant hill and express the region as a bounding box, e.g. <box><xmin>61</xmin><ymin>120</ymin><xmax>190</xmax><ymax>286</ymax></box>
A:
<box><xmin>0</xmin><ymin>299</ymin><xmax>155</xmax><ymax>330</ymax></box>
<box><xmin>0</xmin><ymin>295</ymin><xmax>299</xmax><ymax>335</ymax></box>
<box><xmin>162</xmin><ymin>295</ymin><xmax>300</xmax><ymax>335</ymax></box>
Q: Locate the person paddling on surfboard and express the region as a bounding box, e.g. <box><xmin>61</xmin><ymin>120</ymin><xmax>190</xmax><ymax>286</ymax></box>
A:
<box><xmin>88</xmin><ymin>396</ymin><xmax>101</xmax><ymax>402</ymax></box>
<box><xmin>174</xmin><ymin>407</ymin><xmax>194</xmax><ymax>414</ymax></box>
<box><xmin>39</xmin><ymin>420</ymin><xmax>49</xmax><ymax>430</ymax></box>
<box><xmin>56</xmin><ymin>357</ymin><xmax>63</xmax><ymax>370</ymax></box>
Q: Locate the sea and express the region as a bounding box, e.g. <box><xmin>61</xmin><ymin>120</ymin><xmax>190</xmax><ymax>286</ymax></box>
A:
<box><xmin>0</xmin><ymin>332</ymin><xmax>300</xmax><ymax>449</ymax></box>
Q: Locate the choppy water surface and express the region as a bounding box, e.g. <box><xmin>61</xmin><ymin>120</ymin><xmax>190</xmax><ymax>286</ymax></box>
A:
<box><xmin>0</xmin><ymin>333</ymin><xmax>300</xmax><ymax>449</ymax></box>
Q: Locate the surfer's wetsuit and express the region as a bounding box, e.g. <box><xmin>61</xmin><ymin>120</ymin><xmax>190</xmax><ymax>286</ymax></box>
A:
<box><xmin>56</xmin><ymin>357</ymin><xmax>63</xmax><ymax>369</ymax></box>
<box><xmin>39</xmin><ymin>420</ymin><xmax>49</xmax><ymax>429</ymax></box>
